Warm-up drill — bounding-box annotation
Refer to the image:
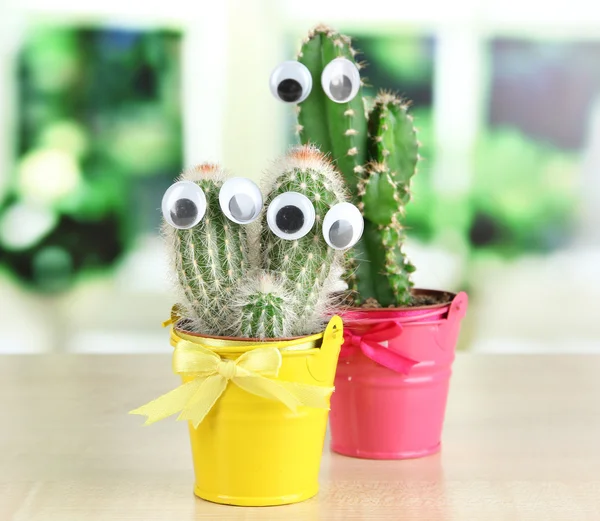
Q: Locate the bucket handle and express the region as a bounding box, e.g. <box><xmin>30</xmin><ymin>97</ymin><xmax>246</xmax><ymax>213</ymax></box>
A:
<box><xmin>435</xmin><ymin>291</ymin><xmax>468</xmax><ymax>352</ymax></box>
<box><xmin>306</xmin><ymin>315</ymin><xmax>344</xmax><ymax>383</ymax></box>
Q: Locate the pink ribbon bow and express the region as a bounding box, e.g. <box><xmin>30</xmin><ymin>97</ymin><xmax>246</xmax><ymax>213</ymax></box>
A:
<box><xmin>341</xmin><ymin>321</ymin><xmax>420</xmax><ymax>374</ymax></box>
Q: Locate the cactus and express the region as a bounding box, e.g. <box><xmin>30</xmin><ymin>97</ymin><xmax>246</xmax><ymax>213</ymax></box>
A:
<box><xmin>354</xmin><ymin>94</ymin><xmax>418</xmax><ymax>306</ymax></box>
<box><xmin>233</xmin><ymin>270</ymin><xmax>296</xmax><ymax>339</ymax></box>
<box><xmin>162</xmin><ymin>145</ymin><xmax>362</xmax><ymax>339</ymax></box>
<box><xmin>367</xmin><ymin>92</ymin><xmax>419</xmax><ymax>203</ymax></box>
<box><xmin>290</xmin><ymin>26</ymin><xmax>420</xmax><ymax>307</ymax></box>
<box><xmin>297</xmin><ymin>25</ymin><xmax>368</xmax><ymax>196</ymax></box>
<box><xmin>163</xmin><ymin>164</ymin><xmax>248</xmax><ymax>336</ymax></box>
<box><xmin>258</xmin><ymin>145</ymin><xmax>351</xmax><ymax>335</ymax></box>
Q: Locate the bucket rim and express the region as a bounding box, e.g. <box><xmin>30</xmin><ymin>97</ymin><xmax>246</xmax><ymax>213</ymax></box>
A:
<box><xmin>171</xmin><ymin>321</ymin><xmax>328</xmax><ymax>355</ymax></box>
<box><xmin>174</xmin><ymin>323</ymin><xmax>323</xmax><ymax>343</ymax></box>
<box><xmin>338</xmin><ymin>288</ymin><xmax>456</xmax><ymax>313</ymax></box>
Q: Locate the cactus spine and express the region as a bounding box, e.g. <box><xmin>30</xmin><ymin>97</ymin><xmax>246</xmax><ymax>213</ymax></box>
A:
<box><xmin>296</xmin><ymin>26</ymin><xmax>420</xmax><ymax>307</ymax></box>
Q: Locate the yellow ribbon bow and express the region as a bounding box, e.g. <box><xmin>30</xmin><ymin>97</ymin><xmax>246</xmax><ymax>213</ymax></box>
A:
<box><xmin>130</xmin><ymin>340</ymin><xmax>334</xmax><ymax>429</ymax></box>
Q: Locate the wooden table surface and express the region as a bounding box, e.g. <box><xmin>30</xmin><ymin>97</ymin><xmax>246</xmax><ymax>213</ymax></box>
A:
<box><xmin>1</xmin><ymin>353</ymin><xmax>599</xmax><ymax>520</ymax></box>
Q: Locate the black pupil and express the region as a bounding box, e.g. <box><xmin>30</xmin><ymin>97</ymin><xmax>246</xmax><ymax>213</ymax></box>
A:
<box><xmin>277</xmin><ymin>79</ymin><xmax>303</xmax><ymax>102</ymax></box>
<box><xmin>171</xmin><ymin>198</ymin><xmax>198</xmax><ymax>227</ymax></box>
<box><xmin>276</xmin><ymin>205</ymin><xmax>304</xmax><ymax>234</ymax></box>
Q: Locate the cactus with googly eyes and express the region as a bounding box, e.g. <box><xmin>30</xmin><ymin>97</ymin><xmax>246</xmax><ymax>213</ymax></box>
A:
<box><xmin>296</xmin><ymin>24</ymin><xmax>368</xmax><ymax>195</ymax></box>
<box><xmin>290</xmin><ymin>25</ymin><xmax>420</xmax><ymax>307</ymax></box>
<box><xmin>257</xmin><ymin>145</ymin><xmax>358</xmax><ymax>335</ymax></box>
<box><xmin>162</xmin><ymin>145</ymin><xmax>363</xmax><ymax>339</ymax></box>
<box><xmin>162</xmin><ymin>164</ymin><xmax>249</xmax><ymax>336</ymax></box>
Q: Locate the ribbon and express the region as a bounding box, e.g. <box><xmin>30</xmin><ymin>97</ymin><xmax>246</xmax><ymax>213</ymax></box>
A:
<box><xmin>161</xmin><ymin>304</ymin><xmax>183</xmax><ymax>328</ymax></box>
<box><xmin>130</xmin><ymin>340</ymin><xmax>334</xmax><ymax>428</ymax></box>
<box><xmin>341</xmin><ymin>321</ymin><xmax>420</xmax><ymax>374</ymax></box>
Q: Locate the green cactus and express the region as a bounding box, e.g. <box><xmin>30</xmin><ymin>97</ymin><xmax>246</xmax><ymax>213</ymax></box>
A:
<box><xmin>258</xmin><ymin>145</ymin><xmax>351</xmax><ymax>335</ymax></box>
<box><xmin>291</xmin><ymin>26</ymin><xmax>420</xmax><ymax>307</ymax></box>
<box><xmin>367</xmin><ymin>92</ymin><xmax>419</xmax><ymax>202</ymax></box>
<box><xmin>162</xmin><ymin>145</ymin><xmax>362</xmax><ymax>339</ymax></box>
<box><xmin>234</xmin><ymin>270</ymin><xmax>295</xmax><ymax>339</ymax></box>
<box><xmin>297</xmin><ymin>25</ymin><xmax>368</xmax><ymax>195</ymax></box>
<box><xmin>163</xmin><ymin>164</ymin><xmax>248</xmax><ymax>336</ymax></box>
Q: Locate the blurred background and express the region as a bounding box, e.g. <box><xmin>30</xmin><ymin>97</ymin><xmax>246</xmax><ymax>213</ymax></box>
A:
<box><xmin>0</xmin><ymin>0</ymin><xmax>598</xmax><ymax>353</ymax></box>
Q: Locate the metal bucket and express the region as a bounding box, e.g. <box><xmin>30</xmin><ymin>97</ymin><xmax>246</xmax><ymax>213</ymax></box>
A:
<box><xmin>329</xmin><ymin>290</ymin><xmax>468</xmax><ymax>459</ymax></box>
<box><xmin>132</xmin><ymin>314</ymin><xmax>343</xmax><ymax>506</ymax></box>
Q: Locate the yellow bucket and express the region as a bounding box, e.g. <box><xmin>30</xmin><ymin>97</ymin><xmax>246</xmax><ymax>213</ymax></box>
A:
<box><xmin>133</xmin><ymin>312</ymin><xmax>343</xmax><ymax>507</ymax></box>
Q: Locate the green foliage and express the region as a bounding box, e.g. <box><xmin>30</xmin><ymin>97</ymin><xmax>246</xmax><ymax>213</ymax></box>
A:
<box><xmin>469</xmin><ymin>127</ymin><xmax>578</xmax><ymax>255</ymax></box>
<box><xmin>0</xmin><ymin>26</ymin><xmax>183</xmax><ymax>293</ymax></box>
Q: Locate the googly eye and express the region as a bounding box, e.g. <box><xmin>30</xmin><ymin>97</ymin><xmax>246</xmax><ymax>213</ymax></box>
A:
<box><xmin>321</xmin><ymin>57</ymin><xmax>361</xmax><ymax>104</ymax></box>
<box><xmin>266</xmin><ymin>192</ymin><xmax>316</xmax><ymax>240</ymax></box>
<box><xmin>269</xmin><ymin>61</ymin><xmax>313</xmax><ymax>103</ymax></box>
<box><xmin>218</xmin><ymin>177</ymin><xmax>263</xmax><ymax>224</ymax></box>
<box><xmin>322</xmin><ymin>202</ymin><xmax>364</xmax><ymax>250</ymax></box>
<box><xmin>161</xmin><ymin>180</ymin><xmax>206</xmax><ymax>229</ymax></box>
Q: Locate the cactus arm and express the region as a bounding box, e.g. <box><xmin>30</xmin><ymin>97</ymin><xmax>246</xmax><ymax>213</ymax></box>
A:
<box><xmin>351</xmin><ymin>219</ymin><xmax>415</xmax><ymax>308</ymax></box>
<box><xmin>368</xmin><ymin>93</ymin><xmax>419</xmax><ymax>202</ymax></box>
<box><xmin>348</xmin><ymin>93</ymin><xmax>420</xmax><ymax>307</ymax></box>
<box><xmin>381</xmin><ymin>221</ymin><xmax>415</xmax><ymax>307</ymax></box>
<box><xmin>261</xmin><ymin>174</ymin><xmax>340</xmax><ymax>330</ymax></box>
<box><xmin>350</xmin><ymin>221</ymin><xmax>394</xmax><ymax>305</ymax></box>
<box><xmin>297</xmin><ymin>26</ymin><xmax>368</xmax><ymax>195</ymax></box>
<box><xmin>367</xmin><ymin>94</ymin><xmax>419</xmax><ymax>306</ymax></box>
<box><xmin>358</xmin><ymin>162</ymin><xmax>401</xmax><ymax>226</ymax></box>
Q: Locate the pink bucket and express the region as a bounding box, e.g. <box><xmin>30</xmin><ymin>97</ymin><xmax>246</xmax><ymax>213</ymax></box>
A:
<box><xmin>329</xmin><ymin>289</ymin><xmax>468</xmax><ymax>459</ymax></box>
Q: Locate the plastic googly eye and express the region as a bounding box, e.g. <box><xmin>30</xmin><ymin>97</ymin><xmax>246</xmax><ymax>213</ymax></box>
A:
<box><xmin>322</xmin><ymin>202</ymin><xmax>364</xmax><ymax>250</ymax></box>
<box><xmin>321</xmin><ymin>57</ymin><xmax>361</xmax><ymax>104</ymax></box>
<box><xmin>161</xmin><ymin>181</ymin><xmax>206</xmax><ymax>229</ymax></box>
<box><xmin>219</xmin><ymin>177</ymin><xmax>263</xmax><ymax>224</ymax></box>
<box><xmin>266</xmin><ymin>192</ymin><xmax>316</xmax><ymax>240</ymax></box>
<box><xmin>270</xmin><ymin>61</ymin><xmax>313</xmax><ymax>103</ymax></box>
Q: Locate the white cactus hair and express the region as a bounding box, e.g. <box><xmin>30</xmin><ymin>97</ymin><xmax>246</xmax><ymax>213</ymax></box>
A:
<box><xmin>178</xmin><ymin>162</ymin><xmax>227</xmax><ymax>183</ymax></box>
